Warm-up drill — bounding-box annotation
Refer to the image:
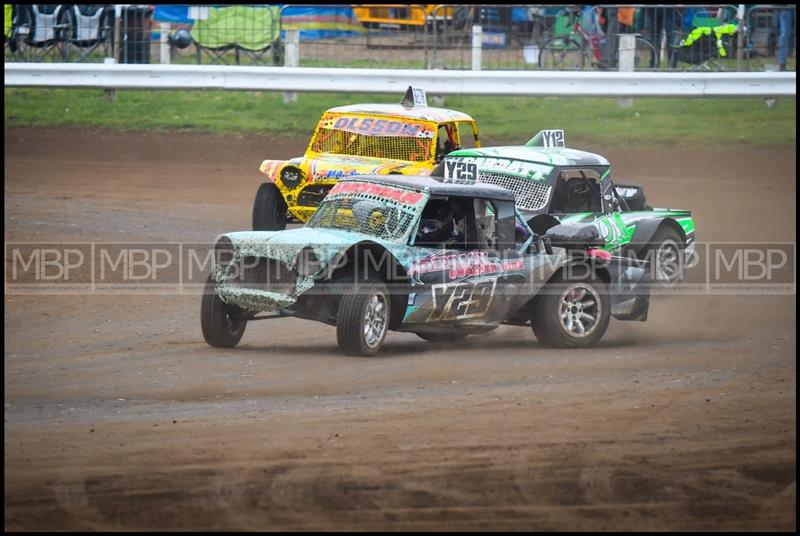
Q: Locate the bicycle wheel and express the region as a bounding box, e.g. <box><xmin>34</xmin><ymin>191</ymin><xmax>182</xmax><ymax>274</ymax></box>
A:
<box><xmin>632</xmin><ymin>36</ymin><xmax>659</xmax><ymax>69</ymax></box>
<box><xmin>538</xmin><ymin>35</ymin><xmax>587</xmax><ymax>70</ymax></box>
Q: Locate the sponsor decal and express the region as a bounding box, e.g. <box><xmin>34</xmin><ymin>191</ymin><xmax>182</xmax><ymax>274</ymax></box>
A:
<box><xmin>446</xmin><ymin>156</ymin><xmax>552</xmax><ymax>180</ymax></box>
<box><xmin>616</xmin><ymin>186</ymin><xmax>641</xmax><ymax>198</ymax></box>
<box><xmin>329</xmin><ymin>181</ymin><xmax>424</xmax><ymax>205</ymax></box>
<box><xmin>321</xmin><ymin>169</ymin><xmax>361</xmax><ymax>179</ymax></box>
<box><xmin>409</xmin><ymin>250</ymin><xmax>525</xmax><ymax>281</ymax></box>
<box><xmin>326</xmin><ymin>116</ymin><xmax>433</xmax><ymax>138</ymax></box>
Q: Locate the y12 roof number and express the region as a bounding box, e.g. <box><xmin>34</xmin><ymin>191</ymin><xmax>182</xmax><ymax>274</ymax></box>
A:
<box><xmin>541</xmin><ymin>129</ymin><xmax>565</xmax><ymax>148</ymax></box>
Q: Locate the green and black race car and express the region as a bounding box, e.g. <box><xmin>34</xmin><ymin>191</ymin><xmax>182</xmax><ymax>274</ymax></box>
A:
<box><xmin>435</xmin><ymin>130</ymin><xmax>695</xmax><ymax>283</ymax></box>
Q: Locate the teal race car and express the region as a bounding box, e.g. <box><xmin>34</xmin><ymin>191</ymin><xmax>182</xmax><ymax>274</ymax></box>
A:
<box><xmin>435</xmin><ymin>130</ymin><xmax>695</xmax><ymax>284</ymax></box>
<box><xmin>202</xmin><ymin>175</ymin><xmax>652</xmax><ymax>356</ymax></box>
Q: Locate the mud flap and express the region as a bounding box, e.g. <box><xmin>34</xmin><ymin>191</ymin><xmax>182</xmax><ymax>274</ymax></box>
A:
<box><xmin>609</xmin><ymin>263</ymin><xmax>650</xmax><ymax>321</ymax></box>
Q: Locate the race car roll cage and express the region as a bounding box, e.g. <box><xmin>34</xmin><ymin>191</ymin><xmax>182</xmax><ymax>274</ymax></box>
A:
<box><xmin>235</xmin><ymin>180</ymin><xmax>568</xmax><ymax>324</ymax></box>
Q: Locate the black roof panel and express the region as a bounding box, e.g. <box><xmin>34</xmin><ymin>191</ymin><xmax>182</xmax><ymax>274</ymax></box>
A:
<box><xmin>339</xmin><ymin>174</ymin><xmax>516</xmax><ymax>201</ymax></box>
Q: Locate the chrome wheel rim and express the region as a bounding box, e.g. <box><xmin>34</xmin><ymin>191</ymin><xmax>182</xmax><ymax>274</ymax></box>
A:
<box><xmin>655</xmin><ymin>240</ymin><xmax>681</xmax><ymax>282</ymax></box>
<box><xmin>559</xmin><ymin>283</ymin><xmax>601</xmax><ymax>338</ymax></box>
<box><xmin>363</xmin><ymin>293</ymin><xmax>387</xmax><ymax>349</ymax></box>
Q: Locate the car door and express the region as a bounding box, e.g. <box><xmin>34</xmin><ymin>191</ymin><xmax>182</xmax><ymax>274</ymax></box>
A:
<box><xmin>593</xmin><ymin>208</ymin><xmax>631</xmax><ymax>252</ymax></box>
<box><xmin>403</xmin><ymin>195</ymin><xmax>519</xmax><ymax>328</ymax></box>
<box><xmin>594</xmin><ymin>169</ymin><xmax>636</xmax><ymax>252</ymax></box>
<box><xmin>552</xmin><ymin>166</ymin><xmax>629</xmax><ymax>251</ymax></box>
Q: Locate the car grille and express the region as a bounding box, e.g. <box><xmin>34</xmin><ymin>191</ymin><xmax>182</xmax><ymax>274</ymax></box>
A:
<box><xmin>233</xmin><ymin>257</ymin><xmax>295</xmax><ymax>294</ymax></box>
<box><xmin>476</xmin><ymin>172</ymin><xmax>551</xmax><ymax>211</ymax></box>
<box><xmin>297</xmin><ymin>184</ymin><xmax>333</xmax><ymax>207</ymax></box>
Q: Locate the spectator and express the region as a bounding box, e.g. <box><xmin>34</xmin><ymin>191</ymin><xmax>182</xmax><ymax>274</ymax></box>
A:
<box><xmin>581</xmin><ymin>5</ymin><xmax>604</xmax><ymax>36</ymax></box>
<box><xmin>644</xmin><ymin>6</ymin><xmax>684</xmax><ymax>59</ymax></box>
<box><xmin>778</xmin><ymin>7</ymin><xmax>794</xmax><ymax>71</ymax></box>
<box><xmin>618</xmin><ymin>6</ymin><xmax>635</xmax><ymax>33</ymax></box>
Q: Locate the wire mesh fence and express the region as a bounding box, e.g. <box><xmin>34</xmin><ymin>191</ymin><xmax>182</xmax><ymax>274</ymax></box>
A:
<box><xmin>280</xmin><ymin>4</ymin><xmax>431</xmax><ymax>69</ymax></box>
<box><xmin>4</xmin><ymin>5</ymin><xmax>118</xmax><ymax>63</ymax></box>
<box><xmin>744</xmin><ymin>5</ymin><xmax>796</xmax><ymax>71</ymax></box>
<box><xmin>3</xmin><ymin>4</ymin><xmax>795</xmax><ymax>71</ymax></box>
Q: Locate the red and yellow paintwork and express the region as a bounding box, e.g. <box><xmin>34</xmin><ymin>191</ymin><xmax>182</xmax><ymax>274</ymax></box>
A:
<box><xmin>259</xmin><ymin>103</ymin><xmax>480</xmax><ymax>223</ymax></box>
<box><xmin>352</xmin><ymin>5</ymin><xmax>451</xmax><ymax>27</ymax></box>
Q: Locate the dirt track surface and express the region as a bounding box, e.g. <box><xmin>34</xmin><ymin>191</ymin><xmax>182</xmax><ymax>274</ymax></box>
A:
<box><xmin>4</xmin><ymin>127</ymin><xmax>796</xmax><ymax>531</ymax></box>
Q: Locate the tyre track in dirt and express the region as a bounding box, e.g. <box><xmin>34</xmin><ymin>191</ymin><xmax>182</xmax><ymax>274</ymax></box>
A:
<box><xmin>4</xmin><ymin>127</ymin><xmax>795</xmax><ymax>530</ymax></box>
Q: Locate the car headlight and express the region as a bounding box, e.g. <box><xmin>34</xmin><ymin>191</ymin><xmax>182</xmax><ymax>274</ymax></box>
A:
<box><xmin>280</xmin><ymin>166</ymin><xmax>304</xmax><ymax>189</ymax></box>
<box><xmin>294</xmin><ymin>247</ymin><xmax>323</xmax><ymax>277</ymax></box>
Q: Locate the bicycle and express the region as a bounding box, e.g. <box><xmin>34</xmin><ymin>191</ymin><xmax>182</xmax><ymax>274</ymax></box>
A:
<box><xmin>538</xmin><ymin>7</ymin><xmax>659</xmax><ymax>70</ymax></box>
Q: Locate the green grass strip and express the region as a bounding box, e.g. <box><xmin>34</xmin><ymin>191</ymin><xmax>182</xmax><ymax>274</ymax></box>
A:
<box><xmin>5</xmin><ymin>88</ymin><xmax>795</xmax><ymax>148</ymax></box>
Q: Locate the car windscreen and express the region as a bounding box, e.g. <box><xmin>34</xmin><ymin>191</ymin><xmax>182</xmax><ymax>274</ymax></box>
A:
<box><xmin>311</xmin><ymin>114</ymin><xmax>436</xmax><ymax>163</ymax></box>
<box><xmin>306</xmin><ymin>181</ymin><xmax>428</xmax><ymax>242</ymax></box>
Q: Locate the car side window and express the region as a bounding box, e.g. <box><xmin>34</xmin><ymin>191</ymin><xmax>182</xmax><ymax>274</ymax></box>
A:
<box><xmin>474</xmin><ymin>198</ymin><xmax>498</xmax><ymax>250</ymax></box>
<box><xmin>435</xmin><ymin>124</ymin><xmax>459</xmax><ymax>163</ymax></box>
<box><xmin>550</xmin><ymin>168</ymin><xmax>602</xmax><ymax>214</ymax></box>
<box><xmin>458</xmin><ymin>122</ymin><xmax>477</xmax><ymax>149</ymax></box>
<box><xmin>415</xmin><ymin>195</ymin><xmax>481</xmax><ymax>251</ymax></box>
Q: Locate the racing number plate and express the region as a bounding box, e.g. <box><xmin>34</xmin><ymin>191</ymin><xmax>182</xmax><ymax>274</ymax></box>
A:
<box><xmin>428</xmin><ymin>279</ymin><xmax>496</xmax><ymax>321</ymax></box>
<box><xmin>443</xmin><ymin>160</ymin><xmax>478</xmax><ymax>183</ymax></box>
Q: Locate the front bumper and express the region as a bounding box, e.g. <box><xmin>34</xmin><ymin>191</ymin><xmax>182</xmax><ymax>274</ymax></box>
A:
<box><xmin>214</xmin><ymin>255</ymin><xmax>316</xmax><ymax>313</ymax></box>
<box><xmin>284</xmin><ymin>182</ymin><xmax>336</xmax><ymax>223</ymax></box>
<box><xmin>217</xmin><ymin>285</ymin><xmax>298</xmax><ymax>311</ymax></box>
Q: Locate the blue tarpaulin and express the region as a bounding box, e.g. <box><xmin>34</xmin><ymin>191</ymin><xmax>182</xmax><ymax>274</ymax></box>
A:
<box><xmin>153</xmin><ymin>5</ymin><xmax>194</xmax><ymax>25</ymax></box>
<box><xmin>153</xmin><ymin>5</ymin><xmax>364</xmax><ymax>40</ymax></box>
<box><xmin>280</xmin><ymin>6</ymin><xmax>364</xmax><ymax>40</ymax></box>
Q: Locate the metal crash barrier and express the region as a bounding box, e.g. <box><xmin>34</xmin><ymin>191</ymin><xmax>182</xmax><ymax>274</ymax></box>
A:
<box><xmin>5</xmin><ymin>62</ymin><xmax>796</xmax><ymax>98</ymax></box>
<box><xmin>3</xmin><ymin>4</ymin><xmax>795</xmax><ymax>72</ymax></box>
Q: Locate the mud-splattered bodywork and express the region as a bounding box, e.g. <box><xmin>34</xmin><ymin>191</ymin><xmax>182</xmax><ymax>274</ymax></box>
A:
<box><xmin>214</xmin><ymin>175</ymin><xmax>651</xmax><ymax>332</ymax></box>
<box><xmin>441</xmin><ymin>145</ymin><xmax>696</xmax><ymax>261</ymax></box>
<box><xmin>259</xmin><ymin>104</ymin><xmax>480</xmax><ymax>223</ymax></box>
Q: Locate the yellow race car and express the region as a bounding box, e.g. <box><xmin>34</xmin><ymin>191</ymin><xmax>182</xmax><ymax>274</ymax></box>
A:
<box><xmin>252</xmin><ymin>87</ymin><xmax>481</xmax><ymax>230</ymax></box>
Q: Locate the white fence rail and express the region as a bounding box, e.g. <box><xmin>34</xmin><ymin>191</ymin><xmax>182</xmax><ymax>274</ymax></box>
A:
<box><xmin>4</xmin><ymin>63</ymin><xmax>796</xmax><ymax>97</ymax></box>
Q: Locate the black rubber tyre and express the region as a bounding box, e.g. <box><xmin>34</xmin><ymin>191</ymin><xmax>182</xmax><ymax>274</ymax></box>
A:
<box><xmin>201</xmin><ymin>274</ymin><xmax>247</xmax><ymax>348</ymax></box>
<box><xmin>538</xmin><ymin>35</ymin><xmax>587</xmax><ymax>70</ymax></box>
<box><xmin>336</xmin><ymin>280</ymin><xmax>390</xmax><ymax>357</ymax></box>
<box><xmin>416</xmin><ymin>332</ymin><xmax>469</xmax><ymax>343</ymax></box>
<box><xmin>643</xmin><ymin>226</ymin><xmax>684</xmax><ymax>285</ymax></box>
<box><xmin>531</xmin><ymin>270</ymin><xmax>610</xmax><ymax>348</ymax></box>
<box><xmin>633</xmin><ymin>36</ymin><xmax>659</xmax><ymax>69</ymax></box>
<box><xmin>252</xmin><ymin>182</ymin><xmax>287</xmax><ymax>231</ymax></box>
<box><xmin>612</xmin><ymin>36</ymin><xmax>660</xmax><ymax>70</ymax></box>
